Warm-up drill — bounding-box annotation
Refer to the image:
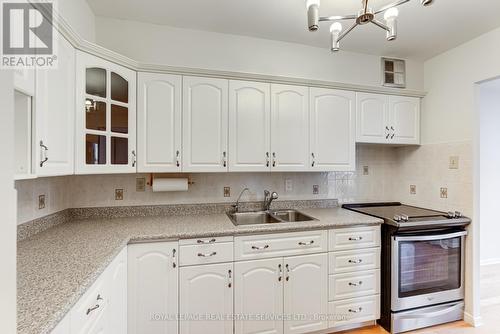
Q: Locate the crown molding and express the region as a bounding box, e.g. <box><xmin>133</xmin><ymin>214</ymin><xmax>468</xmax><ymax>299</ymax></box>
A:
<box><xmin>41</xmin><ymin>2</ymin><xmax>427</xmax><ymax>98</ymax></box>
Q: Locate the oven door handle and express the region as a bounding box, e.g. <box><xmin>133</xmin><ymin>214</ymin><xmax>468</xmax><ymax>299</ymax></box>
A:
<box><xmin>396</xmin><ymin>302</ymin><xmax>463</xmax><ymax>319</ymax></box>
<box><xmin>394</xmin><ymin>231</ymin><xmax>467</xmax><ymax>242</ymax></box>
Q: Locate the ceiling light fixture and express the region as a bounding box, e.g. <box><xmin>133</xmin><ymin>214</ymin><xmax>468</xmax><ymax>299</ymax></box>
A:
<box><xmin>307</xmin><ymin>0</ymin><xmax>434</xmax><ymax>52</ymax></box>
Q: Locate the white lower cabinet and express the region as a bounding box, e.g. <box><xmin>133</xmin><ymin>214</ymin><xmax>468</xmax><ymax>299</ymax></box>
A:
<box><xmin>128</xmin><ymin>242</ymin><xmax>179</xmax><ymax>334</ymax></box>
<box><xmin>179</xmin><ymin>263</ymin><xmax>234</xmax><ymax>334</ymax></box>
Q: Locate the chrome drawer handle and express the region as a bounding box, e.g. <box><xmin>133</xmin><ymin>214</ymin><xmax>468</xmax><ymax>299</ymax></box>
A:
<box><xmin>348</xmin><ymin>236</ymin><xmax>363</xmax><ymax>241</ymax></box>
<box><xmin>86</xmin><ymin>304</ymin><xmax>100</xmax><ymax>315</ymax></box>
<box><xmin>348</xmin><ymin>259</ymin><xmax>363</xmax><ymax>264</ymax></box>
<box><xmin>348</xmin><ymin>307</ymin><xmax>363</xmax><ymax>313</ymax></box>
<box><xmin>278</xmin><ymin>264</ymin><xmax>282</xmax><ymax>282</ymax></box>
<box><xmin>298</xmin><ymin>240</ymin><xmax>314</xmax><ymax>246</ymax></box>
<box><xmin>197</xmin><ymin>239</ymin><xmax>216</xmax><ymax>244</ymax></box>
<box><xmin>348</xmin><ymin>281</ymin><xmax>363</xmax><ymax>287</ymax></box>
<box><xmin>198</xmin><ymin>252</ymin><xmax>217</xmax><ymax>257</ymax></box>
<box><xmin>285</xmin><ymin>264</ymin><xmax>290</xmax><ymax>281</ymax></box>
<box><xmin>251</xmin><ymin>245</ymin><xmax>269</xmax><ymax>250</ymax></box>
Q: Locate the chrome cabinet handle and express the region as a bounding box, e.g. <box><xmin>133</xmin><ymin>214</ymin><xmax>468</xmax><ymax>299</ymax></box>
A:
<box><xmin>285</xmin><ymin>264</ymin><xmax>290</xmax><ymax>281</ymax></box>
<box><xmin>86</xmin><ymin>304</ymin><xmax>100</xmax><ymax>315</ymax></box>
<box><xmin>228</xmin><ymin>269</ymin><xmax>232</xmax><ymax>288</ymax></box>
<box><xmin>385</xmin><ymin>126</ymin><xmax>390</xmax><ymax>139</ymax></box>
<box><xmin>176</xmin><ymin>150</ymin><xmax>180</xmax><ymax>167</ymax></box>
<box><xmin>348</xmin><ymin>259</ymin><xmax>363</xmax><ymax>264</ymax></box>
<box><xmin>197</xmin><ymin>251</ymin><xmax>217</xmax><ymax>257</ymax></box>
<box><xmin>390</xmin><ymin>126</ymin><xmax>395</xmax><ymax>139</ymax></box>
<box><xmin>348</xmin><ymin>236</ymin><xmax>363</xmax><ymax>241</ymax></box>
<box><xmin>298</xmin><ymin>240</ymin><xmax>314</xmax><ymax>246</ymax></box>
<box><xmin>348</xmin><ymin>307</ymin><xmax>363</xmax><ymax>313</ymax></box>
<box><xmin>349</xmin><ymin>281</ymin><xmax>363</xmax><ymax>287</ymax></box>
<box><xmin>197</xmin><ymin>238</ymin><xmax>216</xmax><ymax>244</ymax></box>
<box><xmin>278</xmin><ymin>264</ymin><xmax>282</xmax><ymax>282</ymax></box>
<box><xmin>96</xmin><ymin>294</ymin><xmax>103</xmax><ymax>301</ymax></box>
<box><xmin>272</xmin><ymin>152</ymin><xmax>276</xmax><ymax>167</ymax></box>
<box><xmin>222</xmin><ymin>151</ymin><xmax>227</xmax><ymax>167</ymax></box>
<box><xmin>266</xmin><ymin>152</ymin><xmax>270</xmax><ymax>167</ymax></box>
<box><xmin>311</xmin><ymin>153</ymin><xmax>315</xmax><ymax>167</ymax></box>
<box><xmin>172</xmin><ymin>248</ymin><xmax>177</xmax><ymax>268</ymax></box>
<box><xmin>131</xmin><ymin>150</ymin><xmax>136</xmax><ymax>167</ymax></box>
<box><xmin>251</xmin><ymin>245</ymin><xmax>269</xmax><ymax>250</ymax></box>
<box><xmin>39</xmin><ymin>141</ymin><xmax>48</xmax><ymax>167</ymax></box>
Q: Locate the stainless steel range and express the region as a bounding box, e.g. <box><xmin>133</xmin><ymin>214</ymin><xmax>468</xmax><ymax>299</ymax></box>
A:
<box><xmin>342</xmin><ymin>202</ymin><xmax>471</xmax><ymax>334</ymax></box>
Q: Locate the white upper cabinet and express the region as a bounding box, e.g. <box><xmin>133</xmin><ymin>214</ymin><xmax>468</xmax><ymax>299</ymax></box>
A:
<box><xmin>271</xmin><ymin>84</ymin><xmax>310</xmax><ymax>171</ymax></box>
<box><xmin>183</xmin><ymin>76</ymin><xmax>228</xmax><ymax>172</ymax></box>
<box><xmin>137</xmin><ymin>73</ymin><xmax>182</xmax><ymax>172</ymax></box>
<box><xmin>128</xmin><ymin>242</ymin><xmax>178</xmax><ymax>334</ymax></box>
<box><xmin>229</xmin><ymin>80</ymin><xmax>271</xmax><ymax>172</ymax></box>
<box><xmin>180</xmin><ymin>263</ymin><xmax>234</xmax><ymax>334</ymax></box>
<box><xmin>75</xmin><ymin>51</ymin><xmax>137</xmax><ymax>174</ymax></box>
<box><xmin>356</xmin><ymin>92</ymin><xmax>388</xmax><ymax>144</ymax></box>
<box><xmin>389</xmin><ymin>96</ymin><xmax>420</xmax><ymax>145</ymax></box>
<box><xmin>35</xmin><ymin>35</ymin><xmax>75</xmax><ymax>176</ymax></box>
<box><xmin>309</xmin><ymin>88</ymin><xmax>355</xmax><ymax>171</ymax></box>
<box><xmin>355</xmin><ymin>93</ymin><xmax>420</xmax><ymax>145</ymax></box>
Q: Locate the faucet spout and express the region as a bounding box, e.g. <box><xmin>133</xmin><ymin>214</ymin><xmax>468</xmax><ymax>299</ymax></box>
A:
<box><xmin>263</xmin><ymin>190</ymin><xmax>279</xmax><ymax>210</ymax></box>
<box><xmin>233</xmin><ymin>188</ymin><xmax>250</xmax><ymax>213</ymax></box>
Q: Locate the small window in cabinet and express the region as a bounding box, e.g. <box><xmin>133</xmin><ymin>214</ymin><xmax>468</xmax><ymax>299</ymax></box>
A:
<box><xmin>111</xmin><ymin>104</ymin><xmax>128</xmax><ymax>134</ymax></box>
<box><xmin>86</xmin><ymin>99</ymin><xmax>106</xmax><ymax>131</ymax></box>
<box><xmin>111</xmin><ymin>136</ymin><xmax>128</xmax><ymax>164</ymax></box>
<box><xmin>86</xmin><ymin>68</ymin><xmax>107</xmax><ymax>98</ymax></box>
<box><xmin>86</xmin><ymin>134</ymin><xmax>106</xmax><ymax>164</ymax></box>
<box><xmin>111</xmin><ymin>72</ymin><xmax>129</xmax><ymax>103</ymax></box>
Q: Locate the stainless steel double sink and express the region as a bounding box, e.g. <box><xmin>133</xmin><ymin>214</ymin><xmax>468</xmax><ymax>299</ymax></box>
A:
<box><xmin>227</xmin><ymin>209</ymin><xmax>317</xmax><ymax>226</ymax></box>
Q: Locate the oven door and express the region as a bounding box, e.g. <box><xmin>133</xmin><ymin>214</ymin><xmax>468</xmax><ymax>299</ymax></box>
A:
<box><xmin>391</xmin><ymin>230</ymin><xmax>466</xmax><ymax>311</ymax></box>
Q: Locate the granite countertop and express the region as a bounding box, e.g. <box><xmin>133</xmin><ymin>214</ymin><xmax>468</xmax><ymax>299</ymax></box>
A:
<box><xmin>17</xmin><ymin>207</ymin><xmax>382</xmax><ymax>334</ymax></box>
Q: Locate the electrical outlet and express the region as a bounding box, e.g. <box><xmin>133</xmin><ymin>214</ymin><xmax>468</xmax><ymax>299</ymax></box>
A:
<box><xmin>285</xmin><ymin>179</ymin><xmax>293</xmax><ymax>192</ymax></box>
<box><xmin>38</xmin><ymin>194</ymin><xmax>46</xmax><ymax>209</ymax></box>
<box><xmin>449</xmin><ymin>156</ymin><xmax>459</xmax><ymax>169</ymax></box>
<box><xmin>136</xmin><ymin>178</ymin><xmax>146</xmax><ymax>192</ymax></box>
<box><xmin>313</xmin><ymin>185</ymin><xmax>319</xmax><ymax>195</ymax></box>
<box><xmin>410</xmin><ymin>185</ymin><xmax>417</xmax><ymax>195</ymax></box>
<box><xmin>115</xmin><ymin>189</ymin><xmax>124</xmax><ymax>200</ymax></box>
<box><xmin>223</xmin><ymin>187</ymin><xmax>231</xmax><ymax>197</ymax></box>
<box><xmin>363</xmin><ymin>166</ymin><xmax>369</xmax><ymax>175</ymax></box>
<box><xmin>440</xmin><ymin>187</ymin><xmax>448</xmax><ymax>199</ymax></box>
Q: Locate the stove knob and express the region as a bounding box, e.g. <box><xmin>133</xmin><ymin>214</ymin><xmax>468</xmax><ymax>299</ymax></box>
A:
<box><xmin>393</xmin><ymin>215</ymin><xmax>402</xmax><ymax>222</ymax></box>
<box><xmin>401</xmin><ymin>215</ymin><xmax>409</xmax><ymax>222</ymax></box>
<box><xmin>454</xmin><ymin>211</ymin><xmax>462</xmax><ymax>218</ymax></box>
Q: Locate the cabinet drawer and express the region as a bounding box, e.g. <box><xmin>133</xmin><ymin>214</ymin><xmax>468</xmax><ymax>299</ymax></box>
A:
<box><xmin>179</xmin><ymin>236</ymin><xmax>233</xmax><ymax>246</ymax></box>
<box><xmin>328</xmin><ymin>295</ymin><xmax>380</xmax><ymax>328</ymax></box>
<box><xmin>329</xmin><ymin>226</ymin><xmax>380</xmax><ymax>251</ymax></box>
<box><xmin>329</xmin><ymin>248</ymin><xmax>380</xmax><ymax>274</ymax></box>
<box><xmin>234</xmin><ymin>230</ymin><xmax>328</xmax><ymax>261</ymax></box>
<box><xmin>328</xmin><ymin>270</ymin><xmax>380</xmax><ymax>301</ymax></box>
<box><xmin>180</xmin><ymin>242</ymin><xmax>233</xmax><ymax>266</ymax></box>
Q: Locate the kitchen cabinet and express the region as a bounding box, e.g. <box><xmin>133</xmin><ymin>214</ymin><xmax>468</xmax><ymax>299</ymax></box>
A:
<box><xmin>35</xmin><ymin>34</ymin><xmax>75</xmax><ymax>176</ymax></box>
<box><xmin>234</xmin><ymin>258</ymin><xmax>284</xmax><ymax>334</ymax></box>
<box><xmin>108</xmin><ymin>247</ymin><xmax>127</xmax><ymax>334</ymax></box>
<box><xmin>75</xmin><ymin>51</ymin><xmax>137</xmax><ymax>174</ymax></box>
<box><xmin>179</xmin><ymin>263</ymin><xmax>233</xmax><ymax>334</ymax></box>
<box><xmin>13</xmin><ymin>68</ymin><xmax>35</xmax><ymax>96</ymax></box>
<box><xmin>183</xmin><ymin>76</ymin><xmax>228</xmax><ymax>172</ymax></box>
<box><xmin>356</xmin><ymin>92</ymin><xmax>420</xmax><ymax>145</ymax></box>
<box><xmin>309</xmin><ymin>88</ymin><xmax>355</xmax><ymax>171</ymax></box>
<box><xmin>128</xmin><ymin>242</ymin><xmax>178</xmax><ymax>334</ymax></box>
<box><xmin>284</xmin><ymin>253</ymin><xmax>328</xmax><ymax>334</ymax></box>
<box><xmin>271</xmin><ymin>84</ymin><xmax>310</xmax><ymax>171</ymax></box>
<box><xmin>137</xmin><ymin>72</ymin><xmax>182</xmax><ymax>172</ymax></box>
<box><xmin>229</xmin><ymin>80</ymin><xmax>271</xmax><ymax>171</ymax></box>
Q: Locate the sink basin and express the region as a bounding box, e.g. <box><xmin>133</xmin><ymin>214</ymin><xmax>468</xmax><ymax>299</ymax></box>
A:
<box><xmin>227</xmin><ymin>209</ymin><xmax>317</xmax><ymax>226</ymax></box>
<box><xmin>269</xmin><ymin>209</ymin><xmax>317</xmax><ymax>222</ymax></box>
<box><xmin>227</xmin><ymin>211</ymin><xmax>282</xmax><ymax>226</ymax></box>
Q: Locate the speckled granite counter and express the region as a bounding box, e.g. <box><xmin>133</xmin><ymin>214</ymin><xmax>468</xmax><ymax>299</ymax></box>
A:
<box><xmin>17</xmin><ymin>207</ymin><xmax>381</xmax><ymax>334</ymax></box>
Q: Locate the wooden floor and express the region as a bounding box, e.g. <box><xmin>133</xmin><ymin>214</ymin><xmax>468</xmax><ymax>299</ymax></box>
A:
<box><xmin>336</xmin><ymin>264</ymin><xmax>500</xmax><ymax>334</ymax></box>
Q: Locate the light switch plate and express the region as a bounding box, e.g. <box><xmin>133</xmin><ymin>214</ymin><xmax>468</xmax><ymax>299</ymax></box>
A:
<box><xmin>136</xmin><ymin>178</ymin><xmax>146</xmax><ymax>192</ymax></box>
<box><xmin>440</xmin><ymin>187</ymin><xmax>448</xmax><ymax>199</ymax></box>
<box><xmin>38</xmin><ymin>194</ymin><xmax>46</xmax><ymax>209</ymax></box>
<box><xmin>410</xmin><ymin>185</ymin><xmax>416</xmax><ymax>195</ymax></box>
<box><xmin>363</xmin><ymin>166</ymin><xmax>369</xmax><ymax>175</ymax></box>
<box><xmin>285</xmin><ymin>179</ymin><xmax>293</xmax><ymax>192</ymax></box>
<box><xmin>223</xmin><ymin>187</ymin><xmax>230</xmax><ymax>197</ymax></box>
<box><xmin>449</xmin><ymin>156</ymin><xmax>459</xmax><ymax>169</ymax></box>
<box><xmin>115</xmin><ymin>189</ymin><xmax>124</xmax><ymax>200</ymax></box>
<box><xmin>313</xmin><ymin>185</ymin><xmax>319</xmax><ymax>195</ymax></box>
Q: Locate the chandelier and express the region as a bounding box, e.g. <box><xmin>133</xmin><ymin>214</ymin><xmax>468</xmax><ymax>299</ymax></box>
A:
<box><xmin>306</xmin><ymin>0</ymin><xmax>435</xmax><ymax>52</ymax></box>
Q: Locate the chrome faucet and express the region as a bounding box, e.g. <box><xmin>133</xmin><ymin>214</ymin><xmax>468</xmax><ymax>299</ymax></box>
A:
<box><xmin>264</xmin><ymin>190</ymin><xmax>279</xmax><ymax>210</ymax></box>
<box><xmin>233</xmin><ymin>188</ymin><xmax>250</xmax><ymax>213</ymax></box>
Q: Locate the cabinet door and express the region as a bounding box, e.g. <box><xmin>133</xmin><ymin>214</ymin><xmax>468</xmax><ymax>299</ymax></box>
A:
<box><xmin>183</xmin><ymin>76</ymin><xmax>228</xmax><ymax>172</ymax></box>
<box><xmin>271</xmin><ymin>84</ymin><xmax>309</xmax><ymax>171</ymax></box>
<box><xmin>229</xmin><ymin>80</ymin><xmax>271</xmax><ymax>171</ymax></box>
<box><xmin>284</xmin><ymin>253</ymin><xmax>328</xmax><ymax>334</ymax></box>
<box><xmin>234</xmin><ymin>258</ymin><xmax>283</xmax><ymax>334</ymax></box>
<box><xmin>108</xmin><ymin>248</ymin><xmax>127</xmax><ymax>334</ymax></box>
<box><xmin>36</xmin><ymin>34</ymin><xmax>75</xmax><ymax>176</ymax></box>
<box><xmin>137</xmin><ymin>73</ymin><xmax>182</xmax><ymax>172</ymax></box>
<box><xmin>75</xmin><ymin>51</ymin><xmax>137</xmax><ymax>174</ymax></box>
<box><xmin>128</xmin><ymin>242</ymin><xmax>178</xmax><ymax>334</ymax></box>
<box><xmin>180</xmin><ymin>263</ymin><xmax>233</xmax><ymax>334</ymax></box>
<box><xmin>309</xmin><ymin>88</ymin><xmax>355</xmax><ymax>171</ymax></box>
<box><xmin>388</xmin><ymin>96</ymin><xmax>420</xmax><ymax>145</ymax></box>
<box><xmin>13</xmin><ymin>68</ymin><xmax>35</xmax><ymax>96</ymax></box>
<box><xmin>356</xmin><ymin>92</ymin><xmax>389</xmax><ymax>144</ymax></box>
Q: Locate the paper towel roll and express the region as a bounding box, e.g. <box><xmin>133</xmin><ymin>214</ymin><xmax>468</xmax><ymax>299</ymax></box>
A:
<box><xmin>152</xmin><ymin>178</ymin><xmax>189</xmax><ymax>192</ymax></box>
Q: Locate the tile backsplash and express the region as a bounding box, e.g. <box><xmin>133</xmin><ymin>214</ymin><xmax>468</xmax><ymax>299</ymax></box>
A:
<box><xmin>15</xmin><ymin>142</ymin><xmax>473</xmax><ymax>225</ymax></box>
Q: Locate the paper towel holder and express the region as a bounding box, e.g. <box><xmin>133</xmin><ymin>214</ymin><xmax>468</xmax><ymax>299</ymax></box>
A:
<box><xmin>147</xmin><ymin>173</ymin><xmax>195</xmax><ymax>187</ymax></box>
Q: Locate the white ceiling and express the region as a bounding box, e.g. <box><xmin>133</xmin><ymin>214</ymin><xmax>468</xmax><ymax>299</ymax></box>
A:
<box><xmin>87</xmin><ymin>0</ymin><xmax>500</xmax><ymax>60</ymax></box>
